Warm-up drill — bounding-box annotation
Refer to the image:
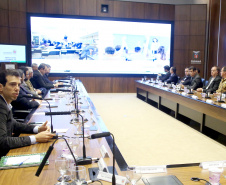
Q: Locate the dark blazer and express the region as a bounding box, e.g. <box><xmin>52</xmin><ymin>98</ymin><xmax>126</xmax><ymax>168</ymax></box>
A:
<box><xmin>30</xmin><ymin>70</ymin><xmax>54</xmax><ymax>89</ymax></box>
<box><xmin>188</xmin><ymin>74</ymin><xmax>203</xmax><ymax>90</ymax></box>
<box><xmin>0</xmin><ymin>96</ymin><xmax>35</xmax><ymax>158</ymax></box>
<box><xmin>43</xmin><ymin>74</ymin><xmax>54</xmax><ymax>84</ymax></box>
<box><xmin>181</xmin><ymin>76</ymin><xmax>191</xmax><ymax>85</ymax></box>
<box><xmin>11</xmin><ymin>86</ymin><xmax>40</xmax><ymax>110</ymax></box>
<box><xmin>159</xmin><ymin>71</ymin><xmax>171</xmax><ymax>82</ymax></box>
<box><xmin>166</xmin><ymin>73</ymin><xmax>178</xmax><ymax>84</ymax></box>
<box><xmin>203</xmin><ymin>75</ymin><xmax>222</xmax><ymax>93</ymax></box>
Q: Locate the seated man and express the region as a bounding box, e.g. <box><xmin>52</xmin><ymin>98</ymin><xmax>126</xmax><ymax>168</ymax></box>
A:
<box><xmin>185</xmin><ymin>66</ymin><xmax>203</xmax><ymax>90</ymax></box>
<box><xmin>197</xmin><ymin>66</ymin><xmax>221</xmax><ymax>93</ymax></box>
<box><xmin>0</xmin><ymin>69</ymin><xmax>55</xmax><ymax>158</ymax></box>
<box><xmin>216</xmin><ymin>66</ymin><xmax>226</xmax><ymax>94</ymax></box>
<box><xmin>43</xmin><ymin>64</ymin><xmax>62</xmax><ymax>86</ymax></box>
<box><xmin>158</xmin><ymin>65</ymin><xmax>171</xmax><ymax>82</ymax></box>
<box><xmin>165</xmin><ymin>67</ymin><xmax>178</xmax><ymax>84</ymax></box>
<box><xmin>30</xmin><ymin>63</ymin><xmax>56</xmax><ymax>90</ymax></box>
<box><xmin>26</xmin><ymin>67</ymin><xmax>47</xmax><ymax>98</ymax></box>
<box><xmin>11</xmin><ymin>69</ymin><xmax>40</xmax><ymax>110</ymax></box>
<box><xmin>180</xmin><ymin>67</ymin><xmax>191</xmax><ymax>85</ymax></box>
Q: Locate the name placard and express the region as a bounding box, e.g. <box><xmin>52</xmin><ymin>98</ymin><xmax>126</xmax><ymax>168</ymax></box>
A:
<box><xmin>100</xmin><ymin>145</ymin><xmax>110</xmax><ymax>158</ymax></box>
<box><xmin>221</xmin><ymin>103</ymin><xmax>226</xmax><ymax>108</ymax></box>
<box><xmin>98</xmin><ymin>158</ymin><xmax>108</xmax><ymax>172</ymax></box>
<box><xmin>135</xmin><ymin>165</ymin><xmax>167</xmax><ymax>174</ymax></box>
<box><xmin>200</xmin><ymin>161</ymin><xmax>226</xmax><ymax>169</ymax></box>
<box><xmin>97</xmin><ymin>171</ymin><xmax>126</xmax><ymax>185</ymax></box>
<box><xmin>191</xmin><ymin>95</ymin><xmax>198</xmax><ymax>99</ymax></box>
<box><xmin>206</xmin><ymin>99</ymin><xmax>213</xmax><ymax>104</ymax></box>
<box><xmin>181</xmin><ymin>92</ymin><xmax>187</xmax><ymax>96</ymax></box>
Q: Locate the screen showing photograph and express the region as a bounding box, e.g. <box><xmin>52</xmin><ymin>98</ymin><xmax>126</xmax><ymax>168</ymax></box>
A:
<box><xmin>29</xmin><ymin>15</ymin><xmax>173</xmax><ymax>74</ymax></box>
<box><xmin>0</xmin><ymin>44</ymin><xmax>26</xmax><ymax>63</ymax></box>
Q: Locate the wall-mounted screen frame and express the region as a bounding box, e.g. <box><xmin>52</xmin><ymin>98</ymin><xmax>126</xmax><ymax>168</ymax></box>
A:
<box><xmin>27</xmin><ymin>13</ymin><xmax>174</xmax><ymax>76</ymax></box>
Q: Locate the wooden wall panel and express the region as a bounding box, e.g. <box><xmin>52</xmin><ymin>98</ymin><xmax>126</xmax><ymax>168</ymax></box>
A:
<box><xmin>174</xmin><ymin>21</ymin><xmax>190</xmax><ymax>35</ymax></box>
<box><xmin>189</xmin><ymin>36</ymin><xmax>205</xmax><ymax>50</ymax></box>
<box><xmin>127</xmin><ymin>77</ymin><xmax>139</xmax><ymax>92</ymax></box>
<box><xmin>159</xmin><ymin>4</ymin><xmax>175</xmax><ymax>21</ymax></box>
<box><xmin>9</xmin><ymin>28</ymin><xmax>26</xmax><ymax>44</ymax></box>
<box><xmin>0</xmin><ymin>27</ymin><xmax>9</xmax><ymax>43</ymax></box>
<box><xmin>9</xmin><ymin>0</ymin><xmax>26</xmax><ymax>12</ymax></box>
<box><xmin>174</xmin><ymin>36</ymin><xmax>190</xmax><ymax>50</ymax></box>
<box><xmin>191</xmin><ymin>4</ymin><xmax>207</xmax><ymax>21</ymax></box>
<box><xmin>96</xmin><ymin>0</ymin><xmax>114</xmax><ymax>17</ymax></box>
<box><xmin>173</xmin><ymin>50</ymin><xmax>189</xmax><ymax>65</ymax></box>
<box><xmin>95</xmin><ymin>77</ymin><xmax>111</xmax><ymax>93</ymax></box>
<box><xmin>63</xmin><ymin>0</ymin><xmax>79</xmax><ymax>15</ymax></box>
<box><xmin>26</xmin><ymin>0</ymin><xmax>44</xmax><ymax>13</ymax></box>
<box><xmin>112</xmin><ymin>77</ymin><xmax>128</xmax><ymax>93</ymax></box>
<box><xmin>0</xmin><ymin>9</ymin><xmax>8</xmax><ymax>27</ymax></box>
<box><xmin>44</xmin><ymin>0</ymin><xmax>63</xmax><ymax>14</ymax></box>
<box><xmin>9</xmin><ymin>11</ymin><xmax>26</xmax><ymax>28</ymax></box>
<box><xmin>175</xmin><ymin>5</ymin><xmax>190</xmax><ymax>21</ymax></box>
<box><xmin>144</xmin><ymin>3</ymin><xmax>159</xmax><ymax>20</ymax></box>
<box><xmin>190</xmin><ymin>21</ymin><xmax>206</xmax><ymax>35</ymax></box>
<box><xmin>79</xmin><ymin>77</ymin><xmax>96</xmax><ymax>93</ymax></box>
<box><xmin>130</xmin><ymin>2</ymin><xmax>144</xmax><ymax>19</ymax></box>
<box><xmin>79</xmin><ymin>0</ymin><xmax>97</xmax><ymax>16</ymax></box>
<box><xmin>113</xmin><ymin>1</ymin><xmax>131</xmax><ymax>18</ymax></box>
<box><xmin>0</xmin><ymin>0</ymin><xmax>8</xmax><ymax>10</ymax></box>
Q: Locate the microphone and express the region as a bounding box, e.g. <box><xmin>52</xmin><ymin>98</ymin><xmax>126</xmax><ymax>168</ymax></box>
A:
<box><xmin>76</xmin><ymin>114</ymin><xmax>92</xmax><ymax>165</ymax></box>
<box><xmin>35</xmin><ymin>137</ymin><xmax>77</xmax><ymax>177</ymax></box>
<box><xmin>22</xmin><ymin>94</ymin><xmax>57</xmax><ymax>138</ymax></box>
<box><xmin>45</xmin><ymin>111</ymin><xmax>71</xmax><ymax>115</ymax></box>
<box><xmin>91</xmin><ymin>132</ymin><xmax>116</xmax><ymax>185</ymax></box>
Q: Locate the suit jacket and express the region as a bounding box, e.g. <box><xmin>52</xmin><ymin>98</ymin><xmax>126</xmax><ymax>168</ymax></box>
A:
<box><xmin>181</xmin><ymin>76</ymin><xmax>191</xmax><ymax>85</ymax></box>
<box><xmin>188</xmin><ymin>74</ymin><xmax>203</xmax><ymax>90</ymax></box>
<box><xmin>166</xmin><ymin>73</ymin><xmax>178</xmax><ymax>84</ymax></box>
<box><xmin>159</xmin><ymin>71</ymin><xmax>171</xmax><ymax>82</ymax></box>
<box><xmin>203</xmin><ymin>75</ymin><xmax>221</xmax><ymax>93</ymax></box>
<box><xmin>11</xmin><ymin>86</ymin><xmax>40</xmax><ymax>110</ymax></box>
<box><xmin>43</xmin><ymin>74</ymin><xmax>54</xmax><ymax>84</ymax></box>
<box><xmin>0</xmin><ymin>95</ymin><xmax>35</xmax><ymax>158</ymax></box>
<box><xmin>30</xmin><ymin>70</ymin><xmax>54</xmax><ymax>89</ymax></box>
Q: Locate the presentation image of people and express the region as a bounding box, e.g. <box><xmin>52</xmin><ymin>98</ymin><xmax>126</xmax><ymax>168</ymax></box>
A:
<box><xmin>30</xmin><ymin>16</ymin><xmax>172</xmax><ymax>74</ymax></box>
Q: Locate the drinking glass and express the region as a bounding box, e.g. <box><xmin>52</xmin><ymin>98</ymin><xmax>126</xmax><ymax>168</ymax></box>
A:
<box><xmin>70</xmin><ymin>166</ymin><xmax>87</xmax><ymax>185</ymax></box>
<box><xmin>126</xmin><ymin>166</ymin><xmax>142</xmax><ymax>185</ymax></box>
<box><xmin>71</xmin><ymin>137</ymin><xmax>80</xmax><ymax>154</ymax></box>
<box><xmin>55</xmin><ymin>158</ymin><xmax>70</xmax><ymax>185</ymax></box>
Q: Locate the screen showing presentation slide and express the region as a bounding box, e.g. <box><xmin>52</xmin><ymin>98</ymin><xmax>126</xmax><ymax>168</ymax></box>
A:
<box><xmin>0</xmin><ymin>44</ymin><xmax>26</xmax><ymax>63</ymax></box>
<box><xmin>29</xmin><ymin>15</ymin><xmax>173</xmax><ymax>74</ymax></box>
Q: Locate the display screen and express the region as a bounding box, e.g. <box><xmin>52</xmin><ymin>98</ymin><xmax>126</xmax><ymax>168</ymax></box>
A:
<box><xmin>28</xmin><ymin>15</ymin><xmax>173</xmax><ymax>74</ymax></box>
<box><xmin>0</xmin><ymin>44</ymin><xmax>26</xmax><ymax>63</ymax></box>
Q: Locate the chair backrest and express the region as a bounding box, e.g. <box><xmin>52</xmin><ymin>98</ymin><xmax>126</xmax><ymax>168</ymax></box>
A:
<box><xmin>205</xmin><ymin>80</ymin><xmax>208</xmax><ymax>86</ymax></box>
<box><xmin>201</xmin><ymin>78</ymin><xmax>205</xmax><ymax>87</ymax></box>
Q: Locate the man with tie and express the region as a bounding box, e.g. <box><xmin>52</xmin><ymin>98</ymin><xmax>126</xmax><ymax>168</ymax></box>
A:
<box><xmin>0</xmin><ymin>69</ymin><xmax>55</xmax><ymax>158</ymax></box>
<box><xmin>180</xmin><ymin>67</ymin><xmax>191</xmax><ymax>85</ymax></box>
<box><xmin>216</xmin><ymin>66</ymin><xmax>226</xmax><ymax>94</ymax></box>
<box><xmin>158</xmin><ymin>65</ymin><xmax>171</xmax><ymax>82</ymax></box>
<box><xmin>186</xmin><ymin>66</ymin><xmax>203</xmax><ymax>90</ymax></box>
<box><xmin>165</xmin><ymin>67</ymin><xmax>178</xmax><ymax>84</ymax></box>
<box><xmin>197</xmin><ymin>66</ymin><xmax>221</xmax><ymax>93</ymax></box>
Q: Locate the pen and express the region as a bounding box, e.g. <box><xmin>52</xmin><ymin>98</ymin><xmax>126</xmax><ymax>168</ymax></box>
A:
<box><xmin>18</xmin><ymin>157</ymin><xmax>30</xmax><ymax>166</ymax></box>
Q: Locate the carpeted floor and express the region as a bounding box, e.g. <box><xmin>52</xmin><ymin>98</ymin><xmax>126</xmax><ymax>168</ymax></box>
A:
<box><xmin>89</xmin><ymin>93</ymin><xmax>226</xmax><ymax>166</ymax></box>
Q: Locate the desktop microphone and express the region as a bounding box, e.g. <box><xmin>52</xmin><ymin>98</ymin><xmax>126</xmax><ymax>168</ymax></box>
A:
<box><xmin>35</xmin><ymin>137</ymin><xmax>77</xmax><ymax>177</ymax></box>
<box><xmin>22</xmin><ymin>94</ymin><xmax>57</xmax><ymax>138</ymax></box>
<box><xmin>91</xmin><ymin>132</ymin><xmax>116</xmax><ymax>185</ymax></box>
<box><xmin>76</xmin><ymin>114</ymin><xmax>92</xmax><ymax>165</ymax></box>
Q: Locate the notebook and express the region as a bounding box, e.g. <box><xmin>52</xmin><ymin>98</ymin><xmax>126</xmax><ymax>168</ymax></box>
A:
<box><xmin>0</xmin><ymin>153</ymin><xmax>48</xmax><ymax>170</ymax></box>
<box><xmin>142</xmin><ymin>175</ymin><xmax>183</xmax><ymax>185</ymax></box>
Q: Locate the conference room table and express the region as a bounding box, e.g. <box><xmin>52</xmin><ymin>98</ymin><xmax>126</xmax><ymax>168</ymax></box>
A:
<box><xmin>0</xmin><ymin>80</ymin><xmax>226</xmax><ymax>185</ymax></box>
<box><xmin>136</xmin><ymin>80</ymin><xmax>226</xmax><ymax>135</ymax></box>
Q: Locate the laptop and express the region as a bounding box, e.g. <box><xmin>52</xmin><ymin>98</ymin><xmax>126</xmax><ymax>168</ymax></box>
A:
<box><xmin>142</xmin><ymin>175</ymin><xmax>183</xmax><ymax>185</ymax></box>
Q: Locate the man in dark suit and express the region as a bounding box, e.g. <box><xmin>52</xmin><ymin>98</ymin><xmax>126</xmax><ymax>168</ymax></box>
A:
<box><xmin>30</xmin><ymin>63</ymin><xmax>55</xmax><ymax>90</ymax></box>
<box><xmin>158</xmin><ymin>65</ymin><xmax>171</xmax><ymax>82</ymax></box>
<box><xmin>0</xmin><ymin>69</ymin><xmax>55</xmax><ymax>158</ymax></box>
<box><xmin>166</xmin><ymin>67</ymin><xmax>178</xmax><ymax>84</ymax></box>
<box><xmin>197</xmin><ymin>66</ymin><xmax>221</xmax><ymax>93</ymax></box>
<box><xmin>11</xmin><ymin>69</ymin><xmax>40</xmax><ymax>110</ymax></box>
<box><xmin>180</xmin><ymin>67</ymin><xmax>191</xmax><ymax>85</ymax></box>
<box><xmin>186</xmin><ymin>66</ymin><xmax>203</xmax><ymax>90</ymax></box>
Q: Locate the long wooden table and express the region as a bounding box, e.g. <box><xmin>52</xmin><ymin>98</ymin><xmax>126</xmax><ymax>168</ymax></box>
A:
<box><xmin>0</xmin><ymin>81</ymin><xmax>226</xmax><ymax>185</ymax></box>
<box><xmin>136</xmin><ymin>80</ymin><xmax>226</xmax><ymax>135</ymax></box>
